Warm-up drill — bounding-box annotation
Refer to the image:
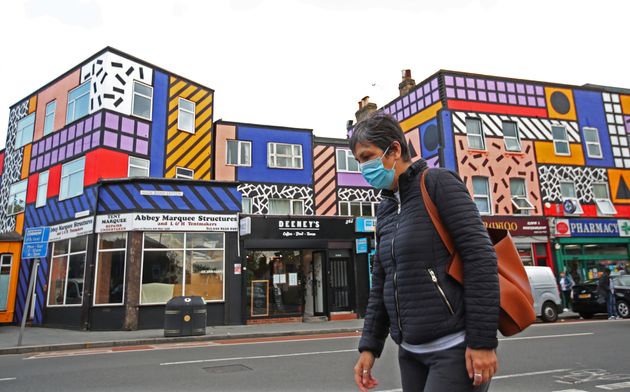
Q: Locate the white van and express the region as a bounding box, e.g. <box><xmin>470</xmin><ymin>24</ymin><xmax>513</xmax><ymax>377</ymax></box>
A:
<box><xmin>525</xmin><ymin>266</ymin><xmax>563</xmax><ymax>322</ymax></box>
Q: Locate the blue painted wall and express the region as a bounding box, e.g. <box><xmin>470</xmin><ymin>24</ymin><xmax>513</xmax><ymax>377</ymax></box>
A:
<box><xmin>24</xmin><ymin>186</ymin><xmax>99</xmax><ymax>228</ymax></box>
<box><xmin>574</xmin><ymin>89</ymin><xmax>615</xmax><ymax>167</ymax></box>
<box><xmin>150</xmin><ymin>70</ymin><xmax>168</xmax><ymax>177</ymax></box>
<box><xmin>236</xmin><ymin>126</ymin><xmax>313</xmax><ymax>185</ymax></box>
<box><xmin>439</xmin><ymin>110</ymin><xmax>458</xmax><ymax>171</ymax></box>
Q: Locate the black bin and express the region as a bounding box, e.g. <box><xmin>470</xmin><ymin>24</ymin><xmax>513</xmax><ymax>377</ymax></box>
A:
<box><xmin>164</xmin><ymin>296</ymin><xmax>207</xmax><ymax>337</ymax></box>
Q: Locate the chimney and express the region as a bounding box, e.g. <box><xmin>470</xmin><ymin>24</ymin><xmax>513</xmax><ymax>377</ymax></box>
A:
<box><xmin>355</xmin><ymin>96</ymin><xmax>377</xmax><ymax>123</ymax></box>
<box><xmin>399</xmin><ymin>69</ymin><xmax>415</xmax><ymax>97</ymax></box>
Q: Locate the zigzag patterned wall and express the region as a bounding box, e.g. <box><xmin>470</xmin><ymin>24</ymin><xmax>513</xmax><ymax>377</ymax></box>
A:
<box><xmin>313</xmin><ymin>145</ymin><xmax>337</xmax><ymax>216</ymax></box>
<box><xmin>24</xmin><ymin>186</ymin><xmax>98</xmax><ymax>228</ymax></box>
<box><xmin>238</xmin><ymin>183</ymin><xmax>314</xmax><ymax>215</ymax></box>
<box><xmin>538</xmin><ymin>165</ymin><xmax>608</xmax><ymax>203</ymax></box>
<box><xmin>97</xmin><ymin>182</ymin><xmax>241</xmax><ymax>214</ymax></box>
<box><xmin>14</xmin><ymin>257</ymin><xmax>48</xmax><ymax>324</ymax></box>
<box><xmin>337</xmin><ymin>188</ymin><xmax>382</xmax><ymax>203</ymax></box>
<box><xmin>165</xmin><ymin>77</ymin><xmax>213</xmax><ymax>180</ymax></box>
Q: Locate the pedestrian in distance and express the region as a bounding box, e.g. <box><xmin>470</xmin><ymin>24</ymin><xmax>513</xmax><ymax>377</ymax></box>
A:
<box><xmin>598</xmin><ymin>268</ymin><xmax>619</xmax><ymax>320</ymax></box>
<box><xmin>559</xmin><ymin>271</ymin><xmax>574</xmax><ymax>311</ymax></box>
<box><xmin>350</xmin><ymin>113</ymin><xmax>500</xmax><ymax>392</ymax></box>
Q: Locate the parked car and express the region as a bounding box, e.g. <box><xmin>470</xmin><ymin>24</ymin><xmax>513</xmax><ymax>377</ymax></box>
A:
<box><xmin>525</xmin><ymin>266</ymin><xmax>563</xmax><ymax>322</ymax></box>
<box><xmin>571</xmin><ymin>274</ymin><xmax>630</xmax><ymax>319</ymax></box>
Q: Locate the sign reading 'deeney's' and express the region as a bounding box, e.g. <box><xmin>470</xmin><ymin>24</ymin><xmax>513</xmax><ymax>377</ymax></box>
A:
<box><xmin>95</xmin><ymin>213</ymin><xmax>238</xmax><ymax>233</ymax></box>
<box><xmin>248</xmin><ymin>217</ymin><xmax>355</xmax><ymax>239</ymax></box>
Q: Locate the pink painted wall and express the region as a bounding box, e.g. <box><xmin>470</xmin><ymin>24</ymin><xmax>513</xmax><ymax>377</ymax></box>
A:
<box><xmin>34</xmin><ymin>69</ymin><xmax>81</xmax><ymax>141</ymax></box>
<box><xmin>214</xmin><ymin>123</ymin><xmax>236</xmax><ymax>181</ymax></box>
<box><xmin>454</xmin><ymin>135</ymin><xmax>542</xmax><ymax>216</ymax></box>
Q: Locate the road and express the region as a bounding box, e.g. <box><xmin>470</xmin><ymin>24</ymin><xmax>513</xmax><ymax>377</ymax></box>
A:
<box><xmin>0</xmin><ymin>319</ymin><xmax>629</xmax><ymax>391</ymax></box>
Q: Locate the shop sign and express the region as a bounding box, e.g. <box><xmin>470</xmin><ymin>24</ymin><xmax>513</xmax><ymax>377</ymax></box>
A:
<box><xmin>248</xmin><ymin>217</ymin><xmax>354</xmax><ymax>240</ymax></box>
<box><xmin>482</xmin><ymin>217</ymin><xmax>549</xmax><ymax>236</ymax></box>
<box><xmin>140</xmin><ymin>190</ymin><xmax>183</xmax><ymax>197</ymax></box>
<box><xmin>568</xmin><ymin>219</ymin><xmax>620</xmax><ymax>237</ymax></box>
<box><xmin>234</xmin><ymin>263</ymin><xmax>242</xmax><ymax>275</ymax></box>
<box><xmin>95</xmin><ymin>213</ymin><xmax>238</xmax><ymax>233</ymax></box>
<box><xmin>22</xmin><ymin>227</ymin><xmax>51</xmax><ymax>259</ymax></box>
<box><xmin>355</xmin><ymin>217</ymin><xmax>376</xmax><ymax>233</ymax></box>
<box><xmin>554</xmin><ymin>219</ymin><xmax>571</xmax><ymax>237</ymax></box>
<box><xmin>49</xmin><ymin>217</ymin><xmax>95</xmax><ymax>242</ymax></box>
<box><xmin>356</xmin><ymin>238</ymin><xmax>368</xmax><ymax>254</ymax></box>
<box><xmin>619</xmin><ymin>220</ymin><xmax>630</xmax><ymax>237</ymax></box>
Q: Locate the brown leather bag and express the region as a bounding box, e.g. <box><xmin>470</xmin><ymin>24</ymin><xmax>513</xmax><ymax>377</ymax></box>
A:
<box><xmin>420</xmin><ymin>170</ymin><xmax>536</xmax><ymax>337</ymax></box>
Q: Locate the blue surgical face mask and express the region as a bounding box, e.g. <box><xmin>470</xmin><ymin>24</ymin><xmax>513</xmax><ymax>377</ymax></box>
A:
<box><xmin>359</xmin><ymin>146</ymin><xmax>397</xmax><ymax>190</ymax></box>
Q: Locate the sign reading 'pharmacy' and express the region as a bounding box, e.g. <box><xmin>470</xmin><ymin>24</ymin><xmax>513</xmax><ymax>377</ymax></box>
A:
<box><xmin>95</xmin><ymin>213</ymin><xmax>238</xmax><ymax>233</ymax></box>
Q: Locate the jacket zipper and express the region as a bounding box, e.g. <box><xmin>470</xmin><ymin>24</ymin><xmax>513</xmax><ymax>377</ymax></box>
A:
<box><xmin>388</xmin><ymin>195</ymin><xmax>403</xmax><ymax>337</ymax></box>
<box><xmin>428</xmin><ymin>267</ymin><xmax>455</xmax><ymax>315</ymax></box>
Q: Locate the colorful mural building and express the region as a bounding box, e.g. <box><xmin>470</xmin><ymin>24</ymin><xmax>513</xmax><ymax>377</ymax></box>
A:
<box><xmin>364</xmin><ymin>69</ymin><xmax>630</xmax><ymax>282</ymax></box>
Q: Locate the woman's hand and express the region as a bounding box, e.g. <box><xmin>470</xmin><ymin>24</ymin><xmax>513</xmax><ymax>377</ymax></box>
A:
<box><xmin>354</xmin><ymin>351</ymin><xmax>379</xmax><ymax>392</ymax></box>
<box><xmin>465</xmin><ymin>347</ymin><xmax>498</xmax><ymax>386</ymax></box>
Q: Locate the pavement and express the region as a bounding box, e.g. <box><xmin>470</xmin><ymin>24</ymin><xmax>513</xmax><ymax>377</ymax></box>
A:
<box><xmin>0</xmin><ymin>310</ymin><xmax>581</xmax><ymax>355</ymax></box>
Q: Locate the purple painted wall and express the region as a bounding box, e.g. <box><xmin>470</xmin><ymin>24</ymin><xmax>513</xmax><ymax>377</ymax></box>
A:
<box><xmin>337</xmin><ymin>172</ymin><xmax>370</xmax><ymax>187</ymax></box>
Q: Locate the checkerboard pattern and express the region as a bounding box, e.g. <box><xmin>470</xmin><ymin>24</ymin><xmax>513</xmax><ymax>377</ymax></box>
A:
<box><xmin>382</xmin><ymin>78</ymin><xmax>440</xmax><ymax>122</ymax></box>
<box><xmin>602</xmin><ymin>92</ymin><xmax>630</xmax><ymax>168</ymax></box>
<box><xmin>444</xmin><ymin>74</ymin><xmax>547</xmax><ymax>109</ymax></box>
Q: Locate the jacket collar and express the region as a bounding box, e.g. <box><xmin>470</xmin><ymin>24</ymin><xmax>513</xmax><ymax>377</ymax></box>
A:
<box><xmin>381</xmin><ymin>159</ymin><xmax>428</xmax><ymax>199</ymax></box>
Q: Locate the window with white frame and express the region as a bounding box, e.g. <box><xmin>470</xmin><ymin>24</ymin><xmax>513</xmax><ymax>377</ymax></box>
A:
<box><xmin>336</xmin><ymin>148</ymin><xmax>360</xmax><ymax>172</ymax></box>
<box><xmin>593</xmin><ymin>183</ymin><xmax>617</xmax><ymax>215</ymax></box>
<box><xmin>94</xmin><ymin>233</ymin><xmax>127</xmax><ymax>305</ymax></box>
<box><xmin>226</xmin><ymin>140</ymin><xmax>251</xmax><ymax>166</ymax></box>
<box><xmin>141</xmin><ymin>232</ymin><xmax>225</xmax><ymax>304</ymax></box>
<box><xmin>36</xmin><ymin>171</ymin><xmax>49</xmax><ymax>208</ymax></box>
<box><xmin>338</xmin><ymin>201</ymin><xmax>378</xmax><ymax>217</ymax></box>
<box><xmin>0</xmin><ymin>254</ymin><xmax>12</xmax><ymax>311</ymax></box>
<box><xmin>502</xmin><ymin>121</ymin><xmax>521</xmax><ymax>152</ymax></box>
<box><xmin>242</xmin><ymin>197</ymin><xmax>252</xmax><ymax>214</ymax></box>
<box><xmin>268</xmin><ymin>143</ymin><xmax>303</xmax><ymax>169</ymax></box>
<box><xmin>48</xmin><ymin>236</ymin><xmax>88</xmax><ymax>306</ymax></box>
<box><xmin>178</xmin><ymin>98</ymin><xmax>195</xmax><ymax>133</ymax></box>
<box><xmin>552</xmin><ymin>125</ymin><xmax>570</xmax><ymax>156</ymax></box>
<box><xmin>128</xmin><ymin>156</ymin><xmax>150</xmax><ymax>177</ymax></box>
<box><xmin>176</xmin><ymin>167</ymin><xmax>194</xmax><ymax>179</ymax></box>
<box><xmin>268</xmin><ymin>198</ymin><xmax>304</xmax><ymax>215</ymax></box>
<box><xmin>60</xmin><ymin>157</ymin><xmax>85</xmax><ymax>200</ymax></box>
<box><xmin>583</xmin><ymin>127</ymin><xmax>603</xmax><ymax>159</ymax></box>
<box><xmin>66</xmin><ymin>81</ymin><xmax>90</xmax><ymax>124</ymax></box>
<box><xmin>510</xmin><ymin>178</ymin><xmax>534</xmax><ymax>215</ymax></box>
<box><xmin>560</xmin><ymin>181</ymin><xmax>583</xmax><ymax>215</ymax></box>
<box><xmin>43</xmin><ymin>100</ymin><xmax>56</xmax><ymax>136</ymax></box>
<box><xmin>132</xmin><ymin>81</ymin><xmax>153</xmax><ymax>120</ymax></box>
<box><xmin>472</xmin><ymin>176</ymin><xmax>491</xmax><ymax>215</ymax></box>
<box><xmin>7</xmin><ymin>180</ymin><xmax>27</xmax><ymax>215</ymax></box>
<box><xmin>466</xmin><ymin>118</ymin><xmax>485</xmax><ymax>150</ymax></box>
<box><xmin>15</xmin><ymin>113</ymin><xmax>35</xmax><ymax>148</ymax></box>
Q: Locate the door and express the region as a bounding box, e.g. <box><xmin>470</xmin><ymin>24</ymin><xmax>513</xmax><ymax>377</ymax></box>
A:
<box><xmin>312</xmin><ymin>251</ymin><xmax>325</xmax><ymax>315</ymax></box>
<box><xmin>328</xmin><ymin>257</ymin><xmax>352</xmax><ymax>312</ymax></box>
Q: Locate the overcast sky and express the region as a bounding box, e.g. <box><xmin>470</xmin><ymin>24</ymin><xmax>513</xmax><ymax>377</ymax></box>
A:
<box><xmin>1</xmin><ymin>0</ymin><xmax>628</xmax><ymax>147</ymax></box>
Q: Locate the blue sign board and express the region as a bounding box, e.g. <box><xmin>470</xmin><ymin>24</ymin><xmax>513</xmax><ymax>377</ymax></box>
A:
<box><xmin>21</xmin><ymin>227</ymin><xmax>50</xmax><ymax>259</ymax></box>
<box><xmin>355</xmin><ymin>217</ymin><xmax>376</xmax><ymax>233</ymax></box>
<box><xmin>569</xmin><ymin>219</ymin><xmax>620</xmax><ymax>237</ymax></box>
<box><xmin>356</xmin><ymin>238</ymin><xmax>368</xmax><ymax>254</ymax></box>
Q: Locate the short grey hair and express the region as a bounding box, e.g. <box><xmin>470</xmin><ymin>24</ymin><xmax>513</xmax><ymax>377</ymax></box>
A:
<box><xmin>349</xmin><ymin>112</ymin><xmax>411</xmax><ymax>161</ymax></box>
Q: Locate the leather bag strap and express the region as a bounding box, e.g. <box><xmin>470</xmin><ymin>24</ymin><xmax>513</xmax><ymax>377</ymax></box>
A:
<box><xmin>420</xmin><ymin>169</ymin><xmax>456</xmax><ymax>255</ymax></box>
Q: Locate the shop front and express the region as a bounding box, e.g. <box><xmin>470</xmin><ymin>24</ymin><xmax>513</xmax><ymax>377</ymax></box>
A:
<box><xmin>552</xmin><ymin>218</ymin><xmax>630</xmax><ymax>283</ymax></box>
<box><xmin>240</xmin><ymin>216</ymin><xmax>366</xmax><ymax>323</ymax></box>
<box><xmin>0</xmin><ymin>233</ymin><xmax>22</xmax><ymax>324</ymax></box>
<box><xmin>482</xmin><ymin>217</ymin><xmax>551</xmax><ymax>268</ymax></box>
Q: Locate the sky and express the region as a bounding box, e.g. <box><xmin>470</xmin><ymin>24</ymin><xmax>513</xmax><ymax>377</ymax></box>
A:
<box><xmin>0</xmin><ymin>0</ymin><xmax>629</xmax><ymax>147</ymax></box>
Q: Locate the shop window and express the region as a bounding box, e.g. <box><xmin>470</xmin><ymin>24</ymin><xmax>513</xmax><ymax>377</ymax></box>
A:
<box><xmin>466</xmin><ymin>117</ymin><xmax>485</xmax><ymax>150</ymax></box>
<box><xmin>15</xmin><ymin>113</ymin><xmax>35</xmax><ymax>148</ymax></box>
<box><xmin>226</xmin><ymin>140</ymin><xmax>252</xmax><ymax>166</ymax></box>
<box><xmin>268</xmin><ymin>198</ymin><xmax>304</xmax><ymax>215</ymax></box>
<box><xmin>336</xmin><ymin>148</ymin><xmax>360</xmax><ymax>172</ymax></box>
<box><xmin>552</xmin><ymin>125</ymin><xmax>570</xmax><ymax>156</ymax></box>
<box><xmin>47</xmin><ymin>236</ymin><xmax>88</xmax><ymax>306</ymax></box>
<box><xmin>66</xmin><ymin>81</ymin><xmax>90</xmax><ymax>124</ymax></box>
<box><xmin>175</xmin><ymin>167</ymin><xmax>194</xmax><ymax>179</ymax></box>
<box><xmin>128</xmin><ymin>156</ymin><xmax>150</xmax><ymax>177</ymax></box>
<box><xmin>60</xmin><ymin>157</ymin><xmax>85</xmax><ymax>200</ymax></box>
<box><xmin>36</xmin><ymin>170</ymin><xmax>49</xmax><ymax>208</ymax></box>
<box><xmin>94</xmin><ymin>233</ymin><xmax>127</xmax><ymax>305</ymax></box>
<box><xmin>516</xmin><ymin>244</ymin><xmax>533</xmax><ymax>266</ymax></box>
<box><xmin>177</xmin><ymin>98</ymin><xmax>195</xmax><ymax>133</ymax></box>
<box><xmin>0</xmin><ymin>254</ymin><xmax>12</xmax><ymax>311</ymax></box>
<box><xmin>338</xmin><ymin>201</ymin><xmax>378</xmax><ymax>217</ymax></box>
<box><xmin>242</xmin><ymin>197</ymin><xmax>252</xmax><ymax>214</ymax></box>
<box><xmin>268</xmin><ymin>142</ymin><xmax>303</xmax><ymax>169</ymax></box>
<box><xmin>472</xmin><ymin>176</ymin><xmax>491</xmax><ymax>215</ymax></box>
<box><xmin>593</xmin><ymin>183</ymin><xmax>617</xmax><ymax>215</ymax></box>
<box><xmin>132</xmin><ymin>81</ymin><xmax>153</xmax><ymax>120</ymax></box>
<box><xmin>583</xmin><ymin>127</ymin><xmax>603</xmax><ymax>159</ymax></box>
<box><xmin>7</xmin><ymin>179</ymin><xmax>28</xmax><ymax>215</ymax></box>
<box><xmin>510</xmin><ymin>178</ymin><xmax>534</xmax><ymax>215</ymax></box>
<box><xmin>141</xmin><ymin>232</ymin><xmax>225</xmax><ymax>304</ymax></box>
<box><xmin>502</xmin><ymin>121</ymin><xmax>521</xmax><ymax>152</ymax></box>
<box><xmin>43</xmin><ymin>100</ymin><xmax>56</xmax><ymax>136</ymax></box>
<box><xmin>560</xmin><ymin>181</ymin><xmax>583</xmax><ymax>215</ymax></box>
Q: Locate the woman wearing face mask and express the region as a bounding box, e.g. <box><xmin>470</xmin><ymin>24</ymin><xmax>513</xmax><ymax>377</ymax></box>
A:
<box><xmin>351</xmin><ymin>113</ymin><xmax>500</xmax><ymax>392</ymax></box>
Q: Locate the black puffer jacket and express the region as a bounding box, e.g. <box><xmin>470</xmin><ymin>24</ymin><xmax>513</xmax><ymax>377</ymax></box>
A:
<box><xmin>358</xmin><ymin>159</ymin><xmax>499</xmax><ymax>357</ymax></box>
